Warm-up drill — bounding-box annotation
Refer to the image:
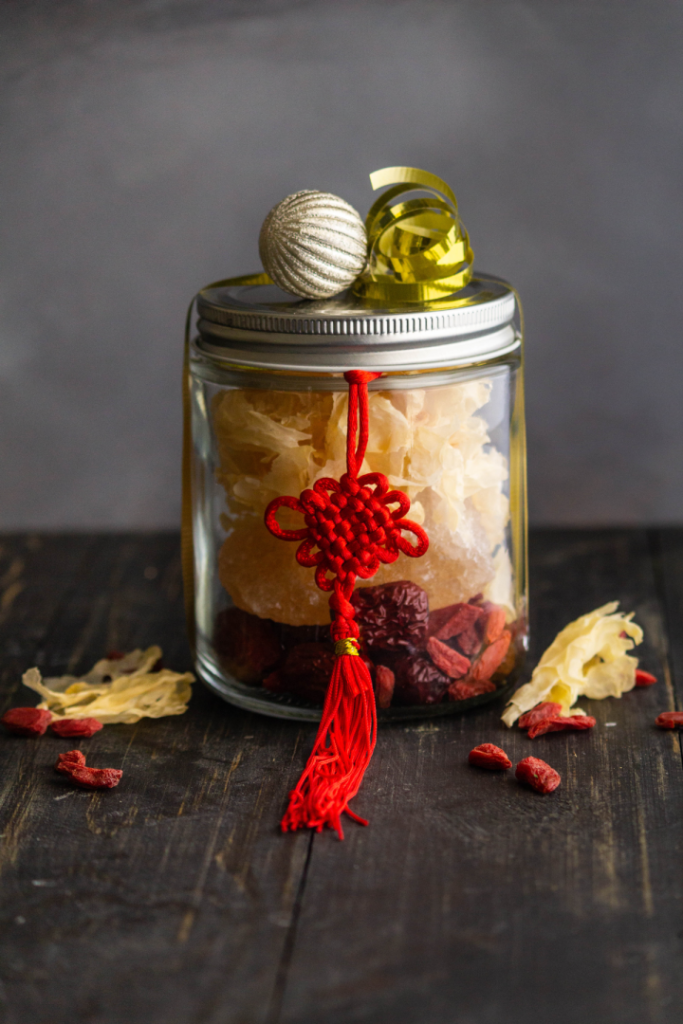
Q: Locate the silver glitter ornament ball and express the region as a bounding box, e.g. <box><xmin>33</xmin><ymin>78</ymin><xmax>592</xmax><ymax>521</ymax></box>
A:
<box><xmin>259</xmin><ymin>190</ymin><xmax>368</xmax><ymax>299</ymax></box>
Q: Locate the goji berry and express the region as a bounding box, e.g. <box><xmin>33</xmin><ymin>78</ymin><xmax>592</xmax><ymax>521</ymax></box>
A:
<box><xmin>426</xmin><ymin>637</ymin><xmax>470</xmax><ymax>679</ymax></box>
<box><xmin>430</xmin><ymin>602</ymin><xmax>482</xmax><ymax>641</ymax></box>
<box><xmin>472</xmin><ymin>631</ymin><xmax>511</xmax><ymax>683</ymax></box>
<box><xmin>55</xmin><ymin>750</ymin><xmax>86</xmax><ymax>774</ymax></box>
<box><xmin>66</xmin><ymin>766</ymin><xmax>123</xmax><ymax>790</ymax></box>
<box><xmin>656</xmin><ymin>711</ymin><xmax>683</xmax><ymax>729</ymax></box>
<box><xmin>468</xmin><ymin>743</ymin><xmax>512</xmax><ymax>770</ymax></box>
<box><xmin>635</xmin><ymin>670</ymin><xmax>657</xmax><ymax>687</ymax></box>
<box><xmin>1</xmin><ymin>707</ymin><xmax>52</xmax><ymax>737</ymax></box>
<box><xmin>50</xmin><ymin>717</ymin><xmax>103</xmax><ymax>738</ymax></box>
<box><xmin>528</xmin><ymin>714</ymin><xmax>596</xmax><ymax>739</ymax></box>
<box><xmin>515</xmin><ymin>756</ymin><xmax>561</xmax><ymax>794</ymax></box>
<box><xmin>375</xmin><ymin>665</ymin><xmax>395</xmax><ymax>709</ymax></box>
<box><xmin>447</xmin><ymin>678</ymin><xmax>496</xmax><ymax>701</ymax></box>
<box><xmin>483</xmin><ymin>607</ymin><xmax>507</xmax><ymax>644</ymax></box>
<box><xmin>518</xmin><ymin>702</ymin><xmax>563</xmax><ymax>730</ymax></box>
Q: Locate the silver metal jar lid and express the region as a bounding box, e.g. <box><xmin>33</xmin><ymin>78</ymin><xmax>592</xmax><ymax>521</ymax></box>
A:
<box><xmin>195</xmin><ymin>272</ymin><xmax>518</xmax><ymax>373</ymax></box>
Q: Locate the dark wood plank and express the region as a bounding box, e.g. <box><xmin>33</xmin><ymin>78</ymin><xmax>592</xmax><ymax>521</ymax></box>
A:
<box><xmin>279</xmin><ymin>529</ymin><xmax>683</xmax><ymax>1024</ymax></box>
<box><xmin>0</xmin><ymin>534</ymin><xmax>311</xmax><ymax>1024</ymax></box>
<box><xmin>655</xmin><ymin>528</ymin><xmax>683</xmax><ymax>717</ymax></box>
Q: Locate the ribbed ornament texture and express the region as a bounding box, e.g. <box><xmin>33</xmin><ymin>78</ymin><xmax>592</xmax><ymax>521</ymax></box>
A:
<box><xmin>259</xmin><ymin>191</ymin><xmax>368</xmax><ymax>299</ymax></box>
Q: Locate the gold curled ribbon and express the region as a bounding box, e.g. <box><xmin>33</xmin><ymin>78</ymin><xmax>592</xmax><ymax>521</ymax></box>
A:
<box><xmin>334</xmin><ymin>638</ymin><xmax>360</xmax><ymax>658</ymax></box>
<box><xmin>352</xmin><ymin>166</ymin><xmax>474</xmax><ymax>303</ymax></box>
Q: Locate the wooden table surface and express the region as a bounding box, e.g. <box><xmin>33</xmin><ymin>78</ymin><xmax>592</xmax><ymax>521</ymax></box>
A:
<box><xmin>0</xmin><ymin>529</ymin><xmax>682</xmax><ymax>1024</ymax></box>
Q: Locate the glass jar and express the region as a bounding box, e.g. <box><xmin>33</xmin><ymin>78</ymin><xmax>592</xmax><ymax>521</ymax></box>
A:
<box><xmin>186</xmin><ymin>273</ymin><xmax>527</xmax><ymax>721</ymax></box>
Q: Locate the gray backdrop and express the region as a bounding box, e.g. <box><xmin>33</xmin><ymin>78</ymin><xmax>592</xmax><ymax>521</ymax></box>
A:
<box><xmin>2</xmin><ymin>0</ymin><xmax>682</xmax><ymax>528</ymax></box>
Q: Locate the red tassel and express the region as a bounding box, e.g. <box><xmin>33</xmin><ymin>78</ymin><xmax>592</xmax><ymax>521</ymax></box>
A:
<box><xmin>265</xmin><ymin>370</ymin><xmax>428</xmax><ymax>838</ymax></box>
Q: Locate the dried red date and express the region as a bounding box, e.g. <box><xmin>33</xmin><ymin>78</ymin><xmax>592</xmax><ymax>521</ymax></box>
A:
<box><xmin>635</xmin><ymin>670</ymin><xmax>657</xmax><ymax>687</ymax></box>
<box><xmin>515</xmin><ymin>756</ymin><xmax>561</xmax><ymax>794</ymax></box>
<box><xmin>392</xmin><ymin>653</ymin><xmax>450</xmax><ymax>705</ymax></box>
<box><xmin>274</xmin><ymin>643</ymin><xmax>336</xmax><ymax>704</ymax></box>
<box><xmin>426</xmin><ymin>637</ymin><xmax>470</xmax><ymax>679</ymax></box>
<box><xmin>528</xmin><ymin>714</ymin><xmax>596</xmax><ymax>739</ymax></box>
<box><xmin>50</xmin><ymin>717</ymin><xmax>103</xmax><ymax>738</ymax></box>
<box><xmin>375</xmin><ymin>665</ymin><xmax>395</xmax><ymax>709</ymax></box>
<box><xmin>468</xmin><ymin>743</ymin><xmax>512</xmax><ymax>770</ymax></box>
<box><xmin>472</xmin><ymin>631</ymin><xmax>511</xmax><ymax>683</ymax></box>
<box><xmin>67</xmin><ymin>766</ymin><xmax>123</xmax><ymax>790</ymax></box>
<box><xmin>447</xmin><ymin>678</ymin><xmax>496</xmax><ymax>701</ymax></box>
<box><xmin>1</xmin><ymin>707</ymin><xmax>52</xmax><ymax>737</ymax></box>
<box><xmin>352</xmin><ymin>581</ymin><xmax>428</xmax><ymax>649</ymax></box>
<box><xmin>656</xmin><ymin>711</ymin><xmax>683</xmax><ymax>729</ymax></box>
<box><xmin>518</xmin><ymin>702</ymin><xmax>563</xmax><ymax>730</ymax></box>
<box><xmin>55</xmin><ymin>750</ymin><xmax>86</xmax><ymax>774</ymax></box>
<box><xmin>213</xmin><ymin>607</ymin><xmax>281</xmax><ymax>685</ymax></box>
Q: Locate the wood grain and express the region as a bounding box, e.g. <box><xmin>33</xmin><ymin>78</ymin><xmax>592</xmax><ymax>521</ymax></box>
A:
<box><xmin>0</xmin><ymin>531</ymin><xmax>681</xmax><ymax>1024</ymax></box>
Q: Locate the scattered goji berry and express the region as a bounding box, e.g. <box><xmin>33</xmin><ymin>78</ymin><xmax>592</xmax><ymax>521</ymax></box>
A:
<box><xmin>66</xmin><ymin>766</ymin><xmax>123</xmax><ymax>790</ymax></box>
<box><xmin>635</xmin><ymin>670</ymin><xmax>657</xmax><ymax>687</ymax></box>
<box><xmin>375</xmin><ymin>664</ymin><xmax>395</xmax><ymax>709</ymax></box>
<box><xmin>1</xmin><ymin>707</ymin><xmax>52</xmax><ymax>737</ymax></box>
<box><xmin>656</xmin><ymin>711</ymin><xmax>683</xmax><ymax>729</ymax></box>
<box><xmin>55</xmin><ymin>750</ymin><xmax>86</xmax><ymax>774</ymax></box>
<box><xmin>426</xmin><ymin>637</ymin><xmax>470</xmax><ymax>679</ymax></box>
<box><xmin>468</xmin><ymin>743</ymin><xmax>512</xmax><ymax>770</ymax></box>
<box><xmin>106</xmin><ymin>650</ymin><xmax>125</xmax><ymax>661</ymax></box>
<box><xmin>50</xmin><ymin>717</ymin><xmax>103</xmax><ymax>738</ymax></box>
<box><xmin>472</xmin><ymin>631</ymin><xmax>511</xmax><ymax>683</ymax></box>
<box><xmin>528</xmin><ymin>714</ymin><xmax>596</xmax><ymax>739</ymax></box>
<box><xmin>518</xmin><ymin>702</ymin><xmax>563</xmax><ymax>730</ymax></box>
<box><xmin>515</xmin><ymin>756</ymin><xmax>561</xmax><ymax>794</ymax></box>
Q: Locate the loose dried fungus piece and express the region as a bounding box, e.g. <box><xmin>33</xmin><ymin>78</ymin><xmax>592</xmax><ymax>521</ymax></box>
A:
<box><xmin>426</xmin><ymin>637</ymin><xmax>470</xmax><ymax>679</ymax></box>
<box><xmin>375</xmin><ymin>665</ymin><xmax>395</xmax><ymax>709</ymax></box>
<box><xmin>468</xmin><ymin>744</ymin><xmax>512</xmax><ymax>770</ymax></box>
<box><xmin>656</xmin><ymin>711</ymin><xmax>683</xmax><ymax>730</ymax></box>
<box><xmin>352</xmin><ymin>581</ymin><xmax>428</xmax><ymax>650</ymax></box>
<box><xmin>23</xmin><ymin>647</ymin><xmax>194</xmax><ymax>725</ymax></box>
<box><xmin>527</xmin><ymin>714</ymin><xmax>596</xmax><ymax>739</ymax></box>
<box><xmin>213</xmin><ymin>607</ymin><xmax>281</xmax><ymax>685</ymax></box>
<box><xmin>503</xmin><ymin>603</ymin><xmax>643</xmax><ymax>727</ymax></box>
<box><xmin>55</xmin><ymin>750</ymin><xmax>86</xmax><ymax>774</ymax></box>
<box><xmin>392</xmin><ymin>654</ymin><xmax>450</xmax><ymax>706</ymax></box>
<box><xmin>515</xmin><ymin>756</ymin><xmax>560</xmax><ymax>794</ymax></box>
<box><xmin>50</xmin><ymin>717</ymin><xmax>103</xmax><ymax>738</ymax></box>
<box><xmin>635</xmin><ymin>670</ymin><xmax>657</xmax><ymax>687</ymax></box>
<box><xmin>518</xmin><ymin>702</ymin><xmax>563</xmax><ymax>730</ymax></box>
<box><xmin>1</xmin><ymin>707</ymin><xmax>52</xmax><ymax>736</ymax></box>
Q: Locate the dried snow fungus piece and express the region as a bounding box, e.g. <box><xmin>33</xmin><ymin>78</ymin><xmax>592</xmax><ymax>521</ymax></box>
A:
<box><xmin>213</xmin><ymin>607</ymin><xmax>282</xmax><ymax>685</ymax></box>
<box><xmin>468</xmin><ymin>744</ymin><xmax>512</xmax><ymax>770</ymax></box>
<box><xmin>67</xmin><ymin>766</ymin><xmax>123</xmax><ymax>790</ymax></box>
<box><xmin>527</xmin><ymin>714</ymin><xmax>596</xmax><ymax>739</ymax></box>
<box><xmin>635</xmin><ymin>670</ymin><xmax>657</xmax><ymax>687</ymax></box>
<box><xmin>55</xmin><ymin>750</ymin><xmax>86</xmax><ymax>774</ymax></box>
<box><xmin>352</xmin><ymin>581</ymin><xmax>429</xmax><ymax>650</ymax></box>
<box><xmin>426</xmin><ymin>637</ymin><xmax>470</xmax><ymax>679</ymax></box>
<box><xmin>518</xmin><ymin>702</ymin><xmax>563</xmax><ymax>730</ymax></box>
<box><xmin>656</xmin><ymin>711</ymin><xmax>683</xmax><ymax>730</ymax></box>
<box><xmin>515</xmin><ymin>757</ymin><xmax>560</xmax><ymax>794</ymax></box>
<box><xmin>503</xmin><ymin>603</ymin><xmax>643</xmax><ymax>727</ymax></box>
<box><xmin>23</xmin><ymin>647</ymin><xmax>194</xmax><ymax>725</ymax></box>
<box><xmin>269</xmin><ymin>643</ymin><xmax>336</xmax><ymax>704</ymax></box>
<box><xmin>375</xmin><ymin>665</ymin><xmax>395</xmax><ymax>709</ymax></box>
<box><xmin>1</xmin><ymin>707</ymin><xmax>52</xmax><ymax>736</ymax></box>
<box><xmin>392</xmin><ymin>654</ymin><xmax>450</xmax><ymax>706</ymax></box>
<box><xmin>50</xmin><ymin>717</ymin><xmax>103</xmax><ymax>738</ymax></box>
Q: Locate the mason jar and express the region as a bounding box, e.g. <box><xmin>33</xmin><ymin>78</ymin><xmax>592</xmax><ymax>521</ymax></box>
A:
<box><xmin>186</xmin><ymin>273</ymin><xmax>527</xmax><ymax>721</ymax></box>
